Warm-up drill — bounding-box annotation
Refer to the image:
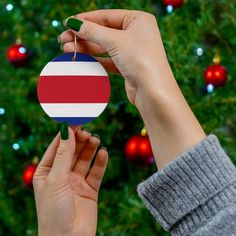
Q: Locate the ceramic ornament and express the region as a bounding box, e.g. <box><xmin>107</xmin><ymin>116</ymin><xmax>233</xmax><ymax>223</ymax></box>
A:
<box><xmin>37</xmin><ymin>52</ymin><xmax>110</xmax><ymax>125</ymax></box>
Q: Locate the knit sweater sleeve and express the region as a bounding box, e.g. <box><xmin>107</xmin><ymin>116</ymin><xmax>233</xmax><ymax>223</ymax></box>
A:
<box><xmin>137</xmin><ymin>134</ymin><xmax>236</xmax><ymax>236</ymax></box>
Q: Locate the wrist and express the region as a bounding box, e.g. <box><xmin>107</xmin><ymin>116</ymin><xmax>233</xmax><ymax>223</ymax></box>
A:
<box><xmin>134</xmin><ymin>68</ymin><xmax>205</xmax><ymax>169</ymax></box>
<box><xmin>135</xmin><ymin>71</ymin><xmax>177</xmax><ymax>113</ymax></box>
<box><xmin>134</xmin><ymin>56</ymin><xmax>177</xmax><ymax>109</ymax></box>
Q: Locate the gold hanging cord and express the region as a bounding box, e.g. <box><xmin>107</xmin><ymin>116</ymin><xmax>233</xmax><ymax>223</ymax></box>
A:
<box><xmin>72</xmin><ymin>34</ymin><xmax>77</xmax><ymax>61</ymax></box>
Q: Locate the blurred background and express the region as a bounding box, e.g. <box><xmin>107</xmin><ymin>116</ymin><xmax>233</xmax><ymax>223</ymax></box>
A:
<box><xmin>0</xmin><ymin>0</ymin><xmax>236</xmax><ymax>235</ymax></box>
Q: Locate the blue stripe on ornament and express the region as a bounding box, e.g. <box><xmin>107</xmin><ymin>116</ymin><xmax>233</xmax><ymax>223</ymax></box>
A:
<box><xmin>53</xmin><ymin>117</ymin><xmax>95</xmax><ymax>125</ymax></box>
<box><xmin>52</xmin><ymin>53</ymin><xmax>97</xmax><ymax>62</ymax></box>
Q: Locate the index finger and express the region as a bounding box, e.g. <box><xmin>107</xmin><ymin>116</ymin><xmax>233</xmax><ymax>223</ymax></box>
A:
<box><xmin>73</xmin><ymin>9</ymin><xmax>138</xmax><ymax>29</ymax></box>
<box><xmin>37</xmin><ymin>133</ymin><xmax>60</xmax><ymax>169</ymax></box>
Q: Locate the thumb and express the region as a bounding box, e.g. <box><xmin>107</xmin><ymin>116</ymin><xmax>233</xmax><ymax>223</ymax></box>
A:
<box><xmin>50</xmin><ymin>123</ymin><xmax>76</xmax><ymax>177</ymax></box>
<box><xmin>66</xmin><ymin>17</ymin><xmax>119</xmax><ymax>49</ymax></box>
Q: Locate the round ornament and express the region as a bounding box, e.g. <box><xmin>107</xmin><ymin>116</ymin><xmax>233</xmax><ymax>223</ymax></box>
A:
<box><xmin>204</xmin><ymin>64</ymin><xmax>227</xmax><ymax>87</ymax></box>
<box><xmin>37</xmin><ymin>52</ymin><xmax>110</xmax><ymax>125</ymax></box>
<box><xmin>23</xmin><ymin>164</ymin><xmax>37</xmax><ymax>187</ymax></box>
<box><xmin>125</xmin><ymin>134</ymin><xmax>154</xmax><ymax>166</ymax></box>
<box><xmin>163</xmin><ymin>0</ymin><xmax>184</xmax><ymax>8</ymax></box>
<box><xmin>7</xmin><ymin>43</ymin><xmax>30</xmax><ymax>67</ymax></box>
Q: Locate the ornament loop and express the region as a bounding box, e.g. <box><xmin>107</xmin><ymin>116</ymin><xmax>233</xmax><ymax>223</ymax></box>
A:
<box><xmin>72</xmin><ymin>34</ymin><xmax>77</xmax><ymax>61</ymax></box>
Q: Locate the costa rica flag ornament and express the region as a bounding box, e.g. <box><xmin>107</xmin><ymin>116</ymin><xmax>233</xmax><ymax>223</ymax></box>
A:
<box><xmin>37</xmin><ymin>52</ymin><xmax>110</xmax><ymax>125</ymax></box>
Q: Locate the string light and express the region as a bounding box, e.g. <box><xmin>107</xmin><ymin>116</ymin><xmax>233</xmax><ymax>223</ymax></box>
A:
<box><xmin>51</xmin><ymin>20</ymin><xmax>59</xmax><ymax>27</ymax></box>
<box><xmin>6</xmin><ymin>4</ymin><xmax>13</xmax><ymax>11</ymax></box>
<box><xmin>12</xmin><ymin>143</ymin><xmax>20</xmax><ymax>150</ymax></box>
<box><xmin>19</xmin><ymin>46</ymin><xmax>27</xmax><ymax>54</ymax></box>
<box><xmin>206</xmin><ymin>84</ymin><xmax>214</xmax><ymax>93</ymax></box>
<box><xmin>197</xmin><ymin>47</ymin><xmax>203</xmax><ymax>56</ymax></box>
<box><xmin>167</xmin><ymin>5</ymin><xmax>174</xmax><ymax>13</ymax></box>
<box><xmin>0</xmin><ymin>108</ymin><xmax>5</xmax><ymax>115</ymax></box>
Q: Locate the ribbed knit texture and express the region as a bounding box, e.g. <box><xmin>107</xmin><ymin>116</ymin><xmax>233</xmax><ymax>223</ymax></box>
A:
<box><xmin>137</xmin><ymin>135</ymin><xmax>236</xmax><ymax>236</ymax></box>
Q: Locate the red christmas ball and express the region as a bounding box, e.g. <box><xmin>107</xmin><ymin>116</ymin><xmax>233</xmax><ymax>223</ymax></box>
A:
<box><xmin>204</xmin><ymin>64</ymin><xmax>228</xmax><ymax>87</ymax></box>
<box><xmin>163</xmin><ymin>0</ymin><xmax>184</xmax><ymax>8</ymax></box>
<box><xmin>23</xmin><ymin>164</ymin><xmax>37</xmax><ymax>187</ymax></box>
<box><xmin>7</xmin><ymin>43</ymin><xmax>30</xmax><ymax>67</ymax></box>
<box><xmin>125</xmin><ymin>135</ymin><xmax>154</xmax><ymax>166</ymax></box>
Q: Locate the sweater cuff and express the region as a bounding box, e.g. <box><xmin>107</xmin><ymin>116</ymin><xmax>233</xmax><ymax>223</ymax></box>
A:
<box><xmin>137</xmin><ymin>134</ymin><xmax>236</xmax><ymax>234</ymax></box>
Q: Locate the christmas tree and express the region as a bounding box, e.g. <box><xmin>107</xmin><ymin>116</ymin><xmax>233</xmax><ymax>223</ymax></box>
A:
<box><xmin>0</xmin><ymin>0</ymin><xmax>236</xmax><ymax>235</ymax></box>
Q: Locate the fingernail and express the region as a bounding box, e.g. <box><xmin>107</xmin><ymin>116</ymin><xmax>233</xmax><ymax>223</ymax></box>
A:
<box><xmin>60</xmin><ymin>123</ymin><xmax>68</xmax><ymax>140</ymax></box>
<box><xmin>101</xmin><ymin>146</ymin><xmax>107</xmax><ymax>151</ymax></box>
<box><xmin>57</xmin><ymin>35</ymin><xmax>61</xmax><ymax>43</ymax></box>
<box><xmin>60</xmin><ymin>43</ymin><xmax>64</xmax><ymax>51</ymax></box>
<box><xmin>92</xmin><ymin>133</ymin><xmax>100</xmax><ymax>139</ymax></box>
<box><xmin>81</xmin><ymin>127</ymin><xmax>90</xmax><ymax>133</ymax></box>
<box><xmin>66</xmin><ymin>18</ymin><xmax>83</xmax><ymax>31</ymax></box>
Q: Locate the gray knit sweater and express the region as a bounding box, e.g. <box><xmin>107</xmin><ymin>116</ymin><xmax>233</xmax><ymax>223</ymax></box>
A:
<box><xmin>137</xmin><ymin>135</ymin><xmax>236</xmax><ymax>236</ymax></box>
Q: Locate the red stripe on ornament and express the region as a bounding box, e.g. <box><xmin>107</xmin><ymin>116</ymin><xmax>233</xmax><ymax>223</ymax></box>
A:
<box><xmin>37</xmin><ymin>75</ymin><xmax>110</xmax><ymax>103</ymax></box>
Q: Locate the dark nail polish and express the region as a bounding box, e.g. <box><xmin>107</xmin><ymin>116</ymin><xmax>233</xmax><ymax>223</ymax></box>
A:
<box><xmin>92</xmin><ymin>133</ymin><xmax>100</xmax><ymax>139</ymax></box>
<box><xmin>60</xmin><ymin>43</ymin><xmax>64</xmax><ymax>51</ymax></box>
<box><xmin>81</xmin><ymin>127</ymin><xmax>90</xmax><ymax>133</ymax></box>
<box><xmin>57</xmin><ymin>35</ymin><xmax>61</xmax><ymax>43</ymax></box>
<box><xmin>66</xmin><ymin>18</ymin><xmax>83</xmax><ymax>31</ymax></box>
<box><xmin>60</xmin><ymin>123</ymin><xmax>68</xmax><ymax>140</ymax></box>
